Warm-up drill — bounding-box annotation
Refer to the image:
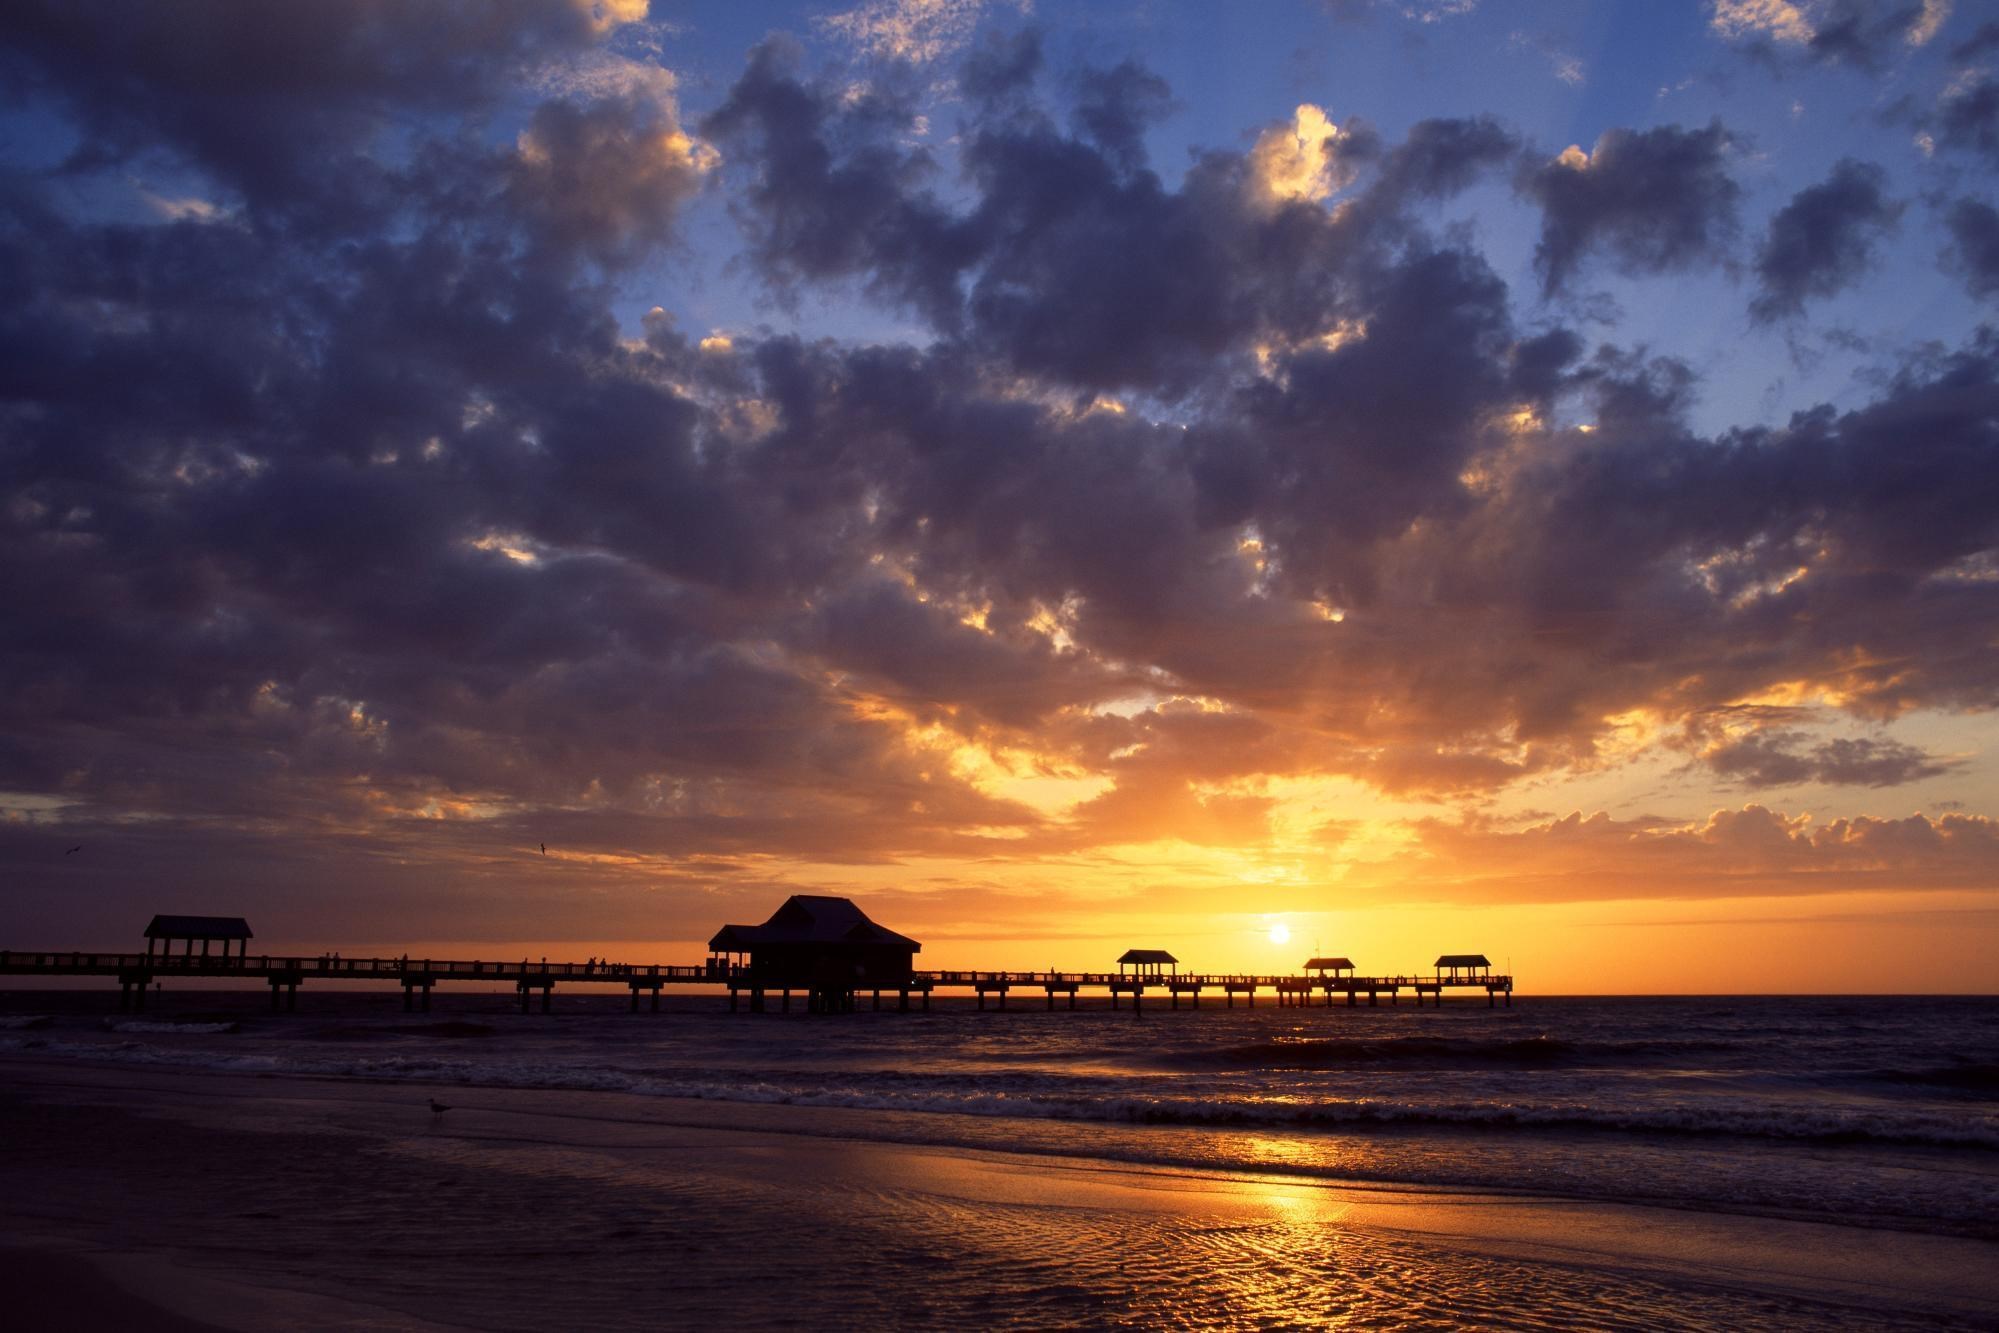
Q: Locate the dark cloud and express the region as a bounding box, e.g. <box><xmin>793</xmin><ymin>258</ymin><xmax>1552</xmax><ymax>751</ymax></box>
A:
<box><xmin>704</xmin><ymin>41</ymin><xmax>1519</xmax><ymax>396</ymax></box>
<box><xmin>1520</xmin><ymin>122</ymin><xmax>1741</xmax><ymax>295</ymax></box>
<box><xmin>1750</xmin><ymin>159</ymin><xmax>1901</xmax><ymax>322</ymax></box>
<box><xmin>1719</xmin><ymin>1</ymin><xmax>1943</xmax><ymax>74</ymax></box>
<box><xmin>1934</xmin><ymin>77</ymin><xmax>1999</xmax><ymax>165</ymax></box>
<box><xmin>1953</xmin><ymin>22</ymin><xmax>1999</xmax><ymax>63</ymax></box>
<box><xmin>1803</xmin><ymin>1</ymin><xmax>1935</xmax><ymax>70</ymax></box>
<box><xmin>1700</xmin><ymin>732</ymin><xmax>1954</xmax><ymax>787</ymax></box>
<box><xmin>0</xmin><ymin>0</ymin><xmax>618</xmax><ymax>230</ymax></box>
<box><xmin>1069</xmin><ymin>59</ymin><xmax>1175</xmax><ymax>175</ymax></box>
<box><xmin>1943</xmin><ymin>197</ymin><xmax>1999</xmax><ymax>298</ymax></box>
<box><xmin>699</xmin><ymin>37</ymin><xmax>973</xmax><ymax>328</ymax></box>
<box><xmin>504</xmin><ymin>95</ymin><xmax>709</xmax><ymax>270</ymax></box>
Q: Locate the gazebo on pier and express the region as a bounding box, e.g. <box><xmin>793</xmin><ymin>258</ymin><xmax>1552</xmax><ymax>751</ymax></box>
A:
<box><xmin>708</xmin><ymin>895</ymin><xmax>920</xmax><ymax>1012</ymax></box>
<box><xmin>1117</xmin><ymin>948</ymin><xmax>1177</xmax><ymax>980</ymax></box>
<box><xmin>1303</xmin><ymin>956</ymin><xmax>1354</xmax><ymax>978</ymax></box>
<box><xmin>145</xmin><ymin>915</ymin><xmax>252</xmax><ymax>964</ymax></box>
<box><xmin>1436</xmin><ymin>953</ymin><xmax>1491</xmax><ymax>981</ymax></box>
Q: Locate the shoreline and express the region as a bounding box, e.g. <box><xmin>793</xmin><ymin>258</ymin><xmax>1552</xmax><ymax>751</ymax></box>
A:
<box><xmin>4</xmin><ymin>1053</ymin><xmax>1996</xmax><ymax>1328</ymax></box>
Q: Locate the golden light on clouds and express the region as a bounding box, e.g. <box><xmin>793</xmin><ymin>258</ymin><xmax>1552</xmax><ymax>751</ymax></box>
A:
<box><xmin>1248</xmin><ymin>104</ymin><xmax>1346</xmax><ymax>208</ymax></box>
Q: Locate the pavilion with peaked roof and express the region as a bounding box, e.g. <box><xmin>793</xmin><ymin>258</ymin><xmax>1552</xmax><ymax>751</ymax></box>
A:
<box><xmin>1303</xmin><ymin>956</ymin><xmax>1354</xmax><ymax>977</ymax></box>
<box><xmin>145</xmin><ymin>915</ymin><xmax>252</xmax><ymax>963</ymax></box>
<box><xmin>707</xmin><ymin>896</ymin><xmax>919</xmax><ymax>998</ymax></box>
<box><xmin>1436</xmin><ymin>953</ymin><xmax>1491</xmax><ymax>980</ymax></box>
<box><xmin>1117</xmin><ymin>948</ymin><xmax>1177</xmax><ymax>979</ymax></box>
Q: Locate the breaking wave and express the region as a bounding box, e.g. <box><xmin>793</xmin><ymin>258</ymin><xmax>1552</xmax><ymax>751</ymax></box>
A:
<box><xmin>10</xmin><ymin>1035</ymin><xmax>1996</xmax><ymax>1152</ymax></box>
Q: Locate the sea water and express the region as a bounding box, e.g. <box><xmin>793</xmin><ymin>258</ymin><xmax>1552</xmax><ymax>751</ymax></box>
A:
<box><xmin>5</xmin><ymin>990</ymin><xmax>1995</xmax><ymax>1243</ymax></box>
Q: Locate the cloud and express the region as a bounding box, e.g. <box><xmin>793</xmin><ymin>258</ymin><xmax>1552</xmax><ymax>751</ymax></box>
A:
<box><xmin>0</xmin><ymin>1</ymin><xmax>635</xmax><ymax>229</ymax></box>
<box><xmin>1943</xmin><ymin>197</ymin><xmax>1999</xmax><ymax>298</ymax></box>
<box><xmin>1697</xmin><ymin>731</ymin><xmax>1955</xmax><ymax>786</ymax></box>
<box><xmin>699</xmin><ymin>37</ymin><xmax>970</xmax><ymax>328</ymax></box>
<box><xmin>1710</xmin><ymin>0</ymin><xmax>1953</xmax><ymax>68</ymax></box>
<box><xmin>1933</xmin><ymin>72</ymin><xmax>1999</xmax><ymax>165</ymax></box>
<box><xmin>1246</xmin><ymin>104</ymin><xmax>1351</xmax><ymax>208</ymax></box>
<box><xmin>1509</xmin><ymin>31</ymin><xmax>1587</xmax><ymax>86</ymax></box>
<box><xmin>506</xmin><ymin>94</ymin><xmax>715</xmax><ymax>269</ymax></box>
<box><xmin>1371</xmin><ymin>805</ymin><xmax>1999</xmax><ymax>903</ymax></box>
<box><xmin>1710</xmin><ymin>0</ymin><xmax>1819</xmax><ymax>45</ymax></box>
<box><xmin>816</xmin><ymin>0</ymin><xmax>1028</xmax><ymax>64</ymax></box>
<box><xmin>1521</xmin><ymin>122</ymin><xmax>1742</xmax><ymax>295</ymax></box>
<box><xmin>1069</xmin><ymin>60</ymin><xmax>1176</xmax><ymax>174</ymax></box>
<box><xmin>1750</xmin><ymin>158</ymin><xmax>1902</xmax><ymax>321</ymax></box>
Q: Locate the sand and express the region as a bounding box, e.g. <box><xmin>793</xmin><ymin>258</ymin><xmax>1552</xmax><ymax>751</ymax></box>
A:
<box><xmin>2</xmin><ymin>1052</ymin><xmax>1994</xmax><ymax>1330</ymax></box>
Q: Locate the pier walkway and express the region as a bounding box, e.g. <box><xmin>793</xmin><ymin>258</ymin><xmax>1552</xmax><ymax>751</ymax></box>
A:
<box><xmin>0</xmin><ymin>950</ymin><xmax>1514</xmax><ymax>1013</ymax></box>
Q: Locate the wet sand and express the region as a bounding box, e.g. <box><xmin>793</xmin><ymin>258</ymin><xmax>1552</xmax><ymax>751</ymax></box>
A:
<box><xmin>3</xmin><ymin>1053</ymin><xmax>1994</xmax><ymax>1330</ymax></box>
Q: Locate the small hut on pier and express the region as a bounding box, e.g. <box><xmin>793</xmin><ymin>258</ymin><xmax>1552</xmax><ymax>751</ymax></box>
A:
<box><xmin>1117</xmin><ymin>948</ymin><xmax>1177</xmax><ymax>980</ymax></box>
<box><xmin>145</xmin><ymin>915</ymin><xmax>253</xmax><ymax>962</ymax></box>
<box><xmin>1436</xmin><ymin>953</ymin><xmax>1491</xmax><ymax>980</ymax></box>
<box><xmin>1303</xmin><ymin>956</ymin><xmax>1354</xmax><ymax>978</ymax></box>
<box><xmin>707</xmin><ymin>896</ymin><xmax>920</xmax><ymax>991</ymax></box>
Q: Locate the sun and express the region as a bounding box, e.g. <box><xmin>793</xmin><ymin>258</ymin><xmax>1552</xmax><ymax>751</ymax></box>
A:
<box><xmin>1268</xmin><ymin>922</ymin><xmax>1291</xmax><ymax>946</ymax></box>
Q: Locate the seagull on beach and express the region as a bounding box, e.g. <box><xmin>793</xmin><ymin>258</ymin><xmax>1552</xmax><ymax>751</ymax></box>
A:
<box><xmin>540</xmin><ymin>843</ymin><xmax>546</xmax><ymax>855</ymax></box>
<box><xmin>428</xmin><ymin>1098</ymin><xmax>450</xmax><ymax>1118</ymax></box>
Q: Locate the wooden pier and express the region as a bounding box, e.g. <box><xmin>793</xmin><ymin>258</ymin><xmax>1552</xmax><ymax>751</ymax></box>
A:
<box><xmin>0</xmin><ymin>950</ymin><xmax>1515</xmax><ymax>1014</ymax></box>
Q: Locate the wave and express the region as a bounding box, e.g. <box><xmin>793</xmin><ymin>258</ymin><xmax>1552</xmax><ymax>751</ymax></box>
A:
<box><xmin>1167</xmin><ymin>1034</ymin><xmax>1737</xmax><ymax>1071</ymax></box>
<box><xmin>1862</xmin><ymin>1064</ymin><xmax>1999</xmax><ymax>1096</ymax></box>
<box><xmin>0</xmin><ymin>1015</ymin><xmax>52</xmax><ymax>1030</ymax></box>
<box><xmin>103</xmin><ymin>1020</ymin><xmax>240</xmax><ymax>1035</ymax></box>
<box><xmin>9</xmin><ymin>1035</ymin><xmax>1995</xmax><ymax>1152</ymax></box>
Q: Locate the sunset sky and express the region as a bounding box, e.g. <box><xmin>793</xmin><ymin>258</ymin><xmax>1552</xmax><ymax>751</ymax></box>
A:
<box><xmin>4</xmin><ymin>0</ymin><xmax>1997</xmax><ymax>992</ymax></box>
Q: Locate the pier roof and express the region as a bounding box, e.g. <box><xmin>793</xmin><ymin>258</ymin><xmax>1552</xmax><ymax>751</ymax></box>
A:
<box><xmin>707</xmin><ymin>895</ymin><xmax>919</xmax><ymax>952</ymax></box>
<box><xmin>1303</xmin><ymin>957</ymin><xmax>1354</xmax><ymax>971</ymax></box>
<box><xmin>1436</xmin><ymin>953</ymin><xmax>1490</xmax><ymax>968</ymax></box>
<box><xmin>145</xmin><ymin>915</ymin><xmax>252</xmax><ymax>940</ymax></box>
<box><xmin>1117</xmin><ymin>949</ymin><xmax>1177</xmax><ymax>965</ymax></box>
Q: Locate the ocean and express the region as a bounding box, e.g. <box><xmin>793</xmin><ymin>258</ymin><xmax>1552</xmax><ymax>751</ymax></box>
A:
<box><xmin>3</xmin><ymin>989</ymin><xmax>1996</xmax><ymax>1327</ymax></box>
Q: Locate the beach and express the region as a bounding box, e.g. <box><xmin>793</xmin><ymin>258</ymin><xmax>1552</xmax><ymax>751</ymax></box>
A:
<box><xmin>2</xmin><ymin>992</ymin><xmax>1996</xmax><ymax>1329</ymax></box>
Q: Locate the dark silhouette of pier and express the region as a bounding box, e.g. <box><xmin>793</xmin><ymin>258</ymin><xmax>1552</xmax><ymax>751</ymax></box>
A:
<box><xmin>0</xmin><ymin>950</ymin><xmax>1515</xmax><ymax>1013</ymax></box>
<box><xmin>0</xmin><ymin>899</ymin><xmax>1514</xmax><ymax>1014</ymax></box>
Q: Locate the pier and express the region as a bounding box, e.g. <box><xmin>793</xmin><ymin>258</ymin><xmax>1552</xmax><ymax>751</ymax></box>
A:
<box><xmin>0</xmin><ymin>901</ymin><xmax>1514</xmax><ymax>1014</ymax></box>
<box><xmin>0</xmin><ymin>951</ymin><xmax>1515</xmax><ymax>1013</ymax></box>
